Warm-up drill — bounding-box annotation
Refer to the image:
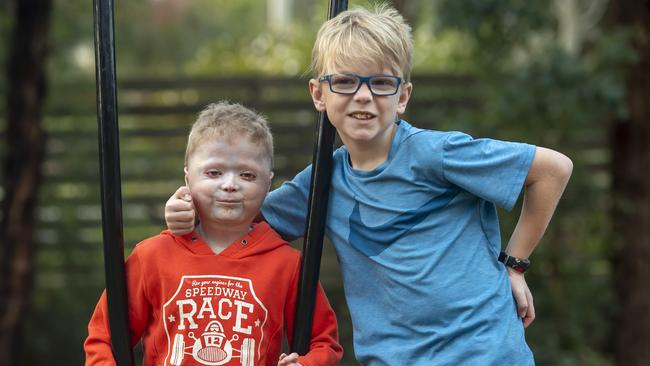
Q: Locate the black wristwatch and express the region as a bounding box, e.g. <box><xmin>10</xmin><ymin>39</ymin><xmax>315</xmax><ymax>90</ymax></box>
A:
<box><xmin>498</xmin><ymin>251</ymin><xmax>530</xmax><ymax>273</ymax></box>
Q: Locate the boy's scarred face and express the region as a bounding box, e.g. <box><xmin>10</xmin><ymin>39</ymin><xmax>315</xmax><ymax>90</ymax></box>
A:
<box><xmin>310</xmin><ymin>64</ymin><xmax>412</xmax><ymax>149</ymax></box>
<box><xmin>184</xmin><ymin>137</ymin><xmax>272</xmax><ymax>232</ymax></box>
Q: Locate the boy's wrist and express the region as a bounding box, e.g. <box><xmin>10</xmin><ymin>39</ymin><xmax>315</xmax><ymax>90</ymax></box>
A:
<box><xmin>506</xmin><ymin>267</ymin><xmax>525</xmax><ymax>277</ymax></box>
<box><xmin>498</xmin><ymin>251</ymin><xmax>531</xmax><ymax>273</ymax></box>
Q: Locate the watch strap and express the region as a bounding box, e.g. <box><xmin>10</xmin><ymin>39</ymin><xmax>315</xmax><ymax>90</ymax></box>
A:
<box><xmin>498</xmin><ymin>251</ymin><xmax>530</xmax><ymax>273</ymax></box>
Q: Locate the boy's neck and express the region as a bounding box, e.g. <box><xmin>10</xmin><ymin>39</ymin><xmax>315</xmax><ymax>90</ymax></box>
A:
<box><xmin>196</xmin><ymin>222</ymin><xmax>252</xmax><ymax>254</ymax></box>
<box><xmin>344</xmin><ymin>123</ymin><xmax>397</xmax><ymax>171</ymax></box>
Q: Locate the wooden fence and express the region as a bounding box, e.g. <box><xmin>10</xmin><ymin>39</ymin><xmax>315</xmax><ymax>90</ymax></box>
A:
<box><xmin>38</xmin><ymin>76</ymin><xmax>478</xmax><ymax>247</ymax></box>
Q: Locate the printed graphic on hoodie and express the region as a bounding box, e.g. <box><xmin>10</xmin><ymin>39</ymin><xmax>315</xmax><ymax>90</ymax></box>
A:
<box><xmin>163</xmin><ymin>275</ymin><xmax>268</xmax><ymax>366</ymax></box>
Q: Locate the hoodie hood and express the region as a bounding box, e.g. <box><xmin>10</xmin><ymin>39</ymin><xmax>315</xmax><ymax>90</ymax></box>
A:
<box><xmin>161</xmin><ymin>221</ymin><xmax>289</xmax><ymax>259</ymax></box>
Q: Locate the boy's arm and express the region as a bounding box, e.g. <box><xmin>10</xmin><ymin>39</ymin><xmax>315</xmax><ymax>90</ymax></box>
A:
<box><xmin>506</xmin><ymin>146</ymin><xmax>573</xmax><ymax>327</ymax></box>
<box><xmin>84</xmin><ymin>293</ymin><xmax>119</xmax><ymax>365</ymax></box>
<box><xmin>284</xmin><ymin>281</ymin><xmax>343</xmax><ymax>366</ymax></box>
<box><xmin>85</xmin><ymin>292</ymin><xmax>147</xmax><ymax>365</ymax></box>
<box><xmin>84</xmin><ymin>251</ymin><xmax>150</xmax><ymax>365</ymax></box>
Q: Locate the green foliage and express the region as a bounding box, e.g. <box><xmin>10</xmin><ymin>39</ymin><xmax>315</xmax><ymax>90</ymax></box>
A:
<box><xmin>45</xmin><ymin>0</ymin><xmax>479</xmax><ymax>80</ymax></box>
<box><xmin>47</xmin><ymin>0</ymin><xmax>95</xmax><ymax>80</ymax></box>
<box><xmin>434</xmin><ymin>0</ymin><xmax>551</xmax><ymax>69</ymax></box>
<box><xmin>480</xmin><ymin>41</ymin><xmax>634</xmax><ymax>141</ymax></box>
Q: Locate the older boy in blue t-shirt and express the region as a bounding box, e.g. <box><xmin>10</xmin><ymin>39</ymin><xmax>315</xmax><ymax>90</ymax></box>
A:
<box><xmin>165</xmin><ymin>5</ymin><xmax>572</xmax><ymax>365</ymax></box>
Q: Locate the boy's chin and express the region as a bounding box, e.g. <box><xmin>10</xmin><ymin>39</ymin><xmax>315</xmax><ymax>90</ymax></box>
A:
<box><xmin>204</xmin><ymin>215</ymin><xmax>255</xmax><ymax>230</ymax></box>
<box><xmin>344</xmin><ymin>132</ymin><xmax>380</xmax><ymax>143</ymax></box>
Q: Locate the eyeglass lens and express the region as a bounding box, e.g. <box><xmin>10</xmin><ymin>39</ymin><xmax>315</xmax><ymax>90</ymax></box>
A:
<box><xmin>329</xmin><ymin>74</ymin><xmax>399</xmax><ymax>95</ymax></box>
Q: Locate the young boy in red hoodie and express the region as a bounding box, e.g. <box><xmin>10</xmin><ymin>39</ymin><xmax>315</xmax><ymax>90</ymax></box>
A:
<box><xmin>84</xmin><ymin>101</ymin><xmax>342</xmax><ymax>366</ymax></box>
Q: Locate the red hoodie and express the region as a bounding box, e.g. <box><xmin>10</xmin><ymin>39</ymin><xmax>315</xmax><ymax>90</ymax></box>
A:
<box><xmin>84</xmin><ymin>221</ymin><xmax>342</xmax><ymax>366</ymax></box>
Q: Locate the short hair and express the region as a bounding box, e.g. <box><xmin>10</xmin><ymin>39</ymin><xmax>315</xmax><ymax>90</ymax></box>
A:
<box><xmin>310</xmin><ymin>3</ymin><xmax>413</xmax><ymax>82</ymax></box>
<box><xmin>185</xmin><ymin>101</ymin><xmax>273</xmax><ymax>168</ymax></box>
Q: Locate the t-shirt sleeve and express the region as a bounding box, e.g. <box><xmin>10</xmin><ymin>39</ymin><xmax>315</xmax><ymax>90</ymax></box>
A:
<box><xmin>261</xmin><ymin>164</ymin><xmax>313</xmax><ymax>241</ymax></box>
<box><xmin>442</xmin><ymin>132</ymin><xmax>536</xmax><ymax>210</ymax></box>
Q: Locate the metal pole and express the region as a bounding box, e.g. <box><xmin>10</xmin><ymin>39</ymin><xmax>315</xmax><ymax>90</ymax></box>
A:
<box><xmin>92</xmin><ymin>0</ymin><xmax>134</xmax><ymax>364</ymax></box>
<box><xmin>291</xmin><ymin>0</ymin><xmax>348</xmax><ymax>354</ymax></box>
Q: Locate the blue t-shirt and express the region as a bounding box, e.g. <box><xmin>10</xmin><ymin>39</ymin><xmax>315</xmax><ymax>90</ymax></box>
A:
<box><xmin>262</xmin><ymin>120</ymin><xmax>536</xmax><ymax>365</ymax></box>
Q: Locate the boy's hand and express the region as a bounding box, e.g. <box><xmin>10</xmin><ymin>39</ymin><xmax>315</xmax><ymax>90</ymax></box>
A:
<box><xmin>508</xmin><ymin>269</ymin><xmax>535</xmax><ymax>328</ymax></box>
<box><xmin>277</xmin><ymin>352</ymin><xmax>302</xmax><ymax>366</ymax></box>
<box><xmin>164</xmin><ymin>186</ymin><xmax>196</xmax><ymax>235</ymax></box>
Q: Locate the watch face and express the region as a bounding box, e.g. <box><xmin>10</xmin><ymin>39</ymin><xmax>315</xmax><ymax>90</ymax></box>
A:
<box><xmin>511</xmin><ymin>263</ymin><xmax>526</xmax><ymax>273</ymax></box>
<box><xmin>508</xmin><ymin>257</ymin><xmax>530</xmax><ymax>273</ymax></box>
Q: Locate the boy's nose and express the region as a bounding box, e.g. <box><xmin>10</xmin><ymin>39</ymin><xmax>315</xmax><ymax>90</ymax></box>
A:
<box><xmin>220</xmin><ymin>173</ymin><xmax>239</xmax><ymax>192</ymax></box>
<box><xmin>353</xmin><ymin>81</ymin><xmax>373</xmax><ymax>101</ymax></box>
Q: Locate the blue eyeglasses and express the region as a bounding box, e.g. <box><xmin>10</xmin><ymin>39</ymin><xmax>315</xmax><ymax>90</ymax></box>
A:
<box><xmin>319</xmin><ymin>74</ymin><xmax>403</xmax><ymax>96</ymax></box>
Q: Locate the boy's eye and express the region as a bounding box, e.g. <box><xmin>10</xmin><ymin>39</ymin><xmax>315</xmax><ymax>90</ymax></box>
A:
<box><xmin>206</xmin><ymin>170</ymin><xmax>222</xmax><ymax>177</ymax></box>
<box><xmin>331</xmin><ymin>75</ymin><xmax>357</xmax><ymax>87</ymax></box>
<box><xmin>370</xmin><ymin>77</ymin><xmax>397</xmax><ymax>88</ymax></box>
<box><xmin>240</xmin><ymin>172</ymin><xmax>256</xmax><ymax>181</ymax></box>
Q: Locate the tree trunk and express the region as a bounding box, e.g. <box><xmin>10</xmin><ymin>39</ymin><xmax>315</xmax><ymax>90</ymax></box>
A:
<box><xmin>609</xmin><ymin>0</ymin><xmax>650</xmax><ymax>364</ymax></box>
<box><xmin>0</xmin><ymin>0</ymin><xmax>51</xmax><ymax>365</ymax></box>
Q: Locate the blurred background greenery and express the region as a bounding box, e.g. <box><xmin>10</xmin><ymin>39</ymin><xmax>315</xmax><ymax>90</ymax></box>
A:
<box><xmin>1</xmin><ymin>0</ymin><xmax>649</xmax><ymax>365</ymax></box>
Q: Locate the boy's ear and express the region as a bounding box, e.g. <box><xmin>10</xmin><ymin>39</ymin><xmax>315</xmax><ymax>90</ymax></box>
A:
<box><xmin>309</xmin><ymin>79</ymin><xmax>327</xmax><ymax>112</ymax></box>
<box><xmin>183</xmin><ymin>166</ymin><xmax>189</xmax><ymax>186</ymax></box>
<box><xmin>396</xmin><ymin>82</ymin><xmax>413</xmax><ymax>115</ymax></box>
<box><xmin>268</xmin><ymin>171</ymin><xmax>274</xmax><ymax>190</ymax></box>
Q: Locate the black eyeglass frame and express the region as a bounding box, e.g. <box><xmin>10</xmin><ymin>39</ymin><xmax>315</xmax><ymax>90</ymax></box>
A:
<box><xmin>319</xmin><ymin>73</ymin><xmax>403</xmax><ymax>96</ymax></box>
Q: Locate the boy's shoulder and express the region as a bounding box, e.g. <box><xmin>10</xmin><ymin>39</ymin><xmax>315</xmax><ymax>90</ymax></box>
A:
<box><xmin>398</xmin><ymin>120</ymin><xmax>460</xmax><ymax>142</ymax></box>
<box><xmin>399</xmin><ymin>122</ymin><xmax>527</xmax><ymax>153</ymax></box>
<box><xmin>397</xmin><ymin>121</ymin><xmax>468</xmax><ymax>151</ymax></box>
<box><xmin>137</xmin><ymin>230</ymin><xmax>176</xmax><ymax>246</ymax></box>
<box><xmin>255</xmin><ymin>221</ymin><xmax>301</xmax><ymax>258</ymax></box>
<box><xmin>130</xmin><ymin>231</ymin><xmax>178</xmax><ymax>256</ymax></box>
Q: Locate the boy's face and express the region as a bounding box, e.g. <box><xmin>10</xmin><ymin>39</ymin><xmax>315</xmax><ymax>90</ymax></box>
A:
<box><xmin>184</xmin><ymin>136</ymin><xmax>273</xmax><ymax>232</ymax></box>
<box><xmin>309</xmin><ymin>63</ymin><xmax>412</xmax><ymax>148</ymax></box>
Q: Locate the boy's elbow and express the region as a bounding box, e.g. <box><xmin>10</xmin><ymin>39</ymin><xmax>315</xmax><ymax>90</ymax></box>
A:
<box><xmin>529</xmin><ymin>147</ymin><xmax>573</xmax><ymax>186</ymax></box>
<box><xmin>555</xmin><ymin>152</ymin><xmax>573</xmax><ymax>182</ymax></box>
<box><xmin>546</xmin><ymin>151</ymin><xmax>573</xmax><ymax>191</ymax></box>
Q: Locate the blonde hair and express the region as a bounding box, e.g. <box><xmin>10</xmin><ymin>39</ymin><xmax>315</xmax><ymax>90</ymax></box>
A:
<box><xmin>310</xmin><ymin>3</ymin><xmax>413</xmax><ymax>81</ymax></box>
<box><xmin>185</xmin><ymin>101</ymin><xmax>273</xmax><ymax>168</ymax></box>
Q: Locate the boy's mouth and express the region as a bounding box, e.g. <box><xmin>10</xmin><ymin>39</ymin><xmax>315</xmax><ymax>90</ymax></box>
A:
<box><xmin>215</xmin><ymin>199</ymin><xmax>242</xmax><ymax>206</ymax></box>
<box><xmin>349</xmin><ymin>112</ymin><xmax>376</xmax><ymax>120</ymax></box>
